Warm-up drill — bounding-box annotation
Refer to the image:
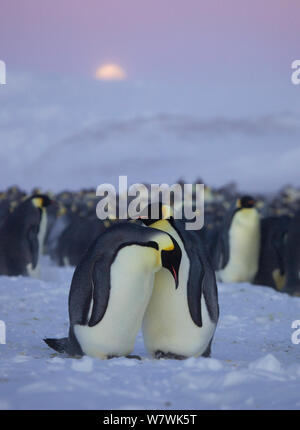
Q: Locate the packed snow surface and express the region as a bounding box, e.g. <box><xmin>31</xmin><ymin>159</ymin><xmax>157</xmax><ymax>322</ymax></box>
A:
<box><xmin>1</xmin><ymin>257</ymin><xmax>300</xmax><ymax>410</ymax></box>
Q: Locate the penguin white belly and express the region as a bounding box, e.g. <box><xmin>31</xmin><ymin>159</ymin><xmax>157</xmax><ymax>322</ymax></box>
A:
<box><xmin>143</xmin><ymin>227</ymin><xmax>216</xmax><ymax>358</ymax></box>
<box><xmin>74</xmin><ymin>246</ymin><xmax>157</xmax><ymax>359</ymax></box>
<box><xmin>27</xmin><ymin>209</ymin><xmax>47</xmax><ymax>278</ymax></box>
<box><xmin>218</xmin><ymin>210</ymin><xmax>260</xmax><ymax>283</ymax></box>
<box><xmin>37</xmin><ymin>209</ymin><xmax>47</xmax><ymax>258</ymax></box>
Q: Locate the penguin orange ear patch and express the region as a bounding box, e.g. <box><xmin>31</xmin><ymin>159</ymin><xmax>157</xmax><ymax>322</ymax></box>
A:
<box><xmin>32</xmin><ymin>197</ymin><xmax>43</xmax><ymax>208</ymax></box>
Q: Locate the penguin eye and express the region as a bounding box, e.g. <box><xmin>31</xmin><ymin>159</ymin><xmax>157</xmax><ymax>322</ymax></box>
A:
<box><xmin>146</xmin><ymin>241</ymin><xmax>159</xmax><ymax>250</ymax></box>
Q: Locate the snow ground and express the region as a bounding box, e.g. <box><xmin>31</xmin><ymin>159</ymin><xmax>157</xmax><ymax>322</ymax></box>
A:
<box><xmin>1</xmin><ymin>257</ymin><xmax>300</xmax><ymax>410</ymax></box>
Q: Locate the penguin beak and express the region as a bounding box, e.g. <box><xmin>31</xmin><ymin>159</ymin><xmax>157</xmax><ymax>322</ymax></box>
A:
<box><xmin>161</xmin><ymin>237</ymin><xmax>182</xmax><ymax>289</ymax></box>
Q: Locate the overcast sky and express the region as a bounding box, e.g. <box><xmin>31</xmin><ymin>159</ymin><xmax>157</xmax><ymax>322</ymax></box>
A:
<box><xmin>0</xmin><ymin>0</ymin><xmax>299</xmax><ymax>82</ymax></box>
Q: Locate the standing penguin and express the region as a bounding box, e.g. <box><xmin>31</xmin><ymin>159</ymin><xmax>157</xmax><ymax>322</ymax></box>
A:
<box><xmin>54</xmin><ymin>214</ymin><xmax>106</xmax><ymax>267</ymax></box>
<box><xmin>214</xmin><ymin>196</ymin><xmax>261</xmax><ymax>283</ymax></box>
<box><xmin>253</xmin><ymin>215</ymin><xmax>290</xmax><ymax>291</ymax></box>
<box><xmin>0</xmin><ymin>194</ymin><xmax>52</xmax><ymax>277</ymax></box>
<box><xmin>141</xmin><ymin>203</ymin><xmax>219</xmax><ymax>359</ymax></box>
<box><xmin>44</xmin><ymin>222</ymin><xmax>181</xmax><ymax>359</ymax></box>
<box><xmin>282</xmin><ymin>209</ymin><xmax>300</xmax><ymax>296</ymax></box>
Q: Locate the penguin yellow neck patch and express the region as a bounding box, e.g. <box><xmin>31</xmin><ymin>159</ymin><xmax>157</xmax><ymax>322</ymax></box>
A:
<box><xmin>149</xmin><ymin>219</ymin><xmax>170</xmax><ymax>232</ymax></box>
<box><xmin>32</xmin><ymin>197</ymin><xmax>43</xmax><ymax>208</ymax></box>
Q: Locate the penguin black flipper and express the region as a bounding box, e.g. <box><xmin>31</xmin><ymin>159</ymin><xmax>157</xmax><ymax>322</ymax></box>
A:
<box><xmin>68</xmin><ymin>229</ymin><xmax>126</xmax><ymax>328</ymax></box>
<box><xmin>213</xmin><ymin>207</ymin><xmax>236</xmax><ymax>271</ymax></box>
<box><xmin>185</xmin><ymin>234</ymin><xmax>205</xmax><ymax>327</ymax></box>
<box><xmin>88</xmin><ymin>257</ymin><xmax>112</xmax><ymax>327</ymax></box>
<box><xmin>44</xmin><ymin>246</ymin><xmax>111</xmax><ymax>356</ymax></box>
<box><xmin>190</xmin><ymin>230</ymin><xmax>219</xmax><ymax>326</ymax></box>
<box><xmin>198</xmin><ymin>238</ymin><xmax>219</xmax><ymax>324</ymax></box>
<box><xmin>68</xmin><ymin>249</ymin><xmax>111</xmax><ymax>329</ymax></box>
<box><xmin>173</xmin><ymin>221</ymin><xmax>219</xmax><ymax>328</ymax></box>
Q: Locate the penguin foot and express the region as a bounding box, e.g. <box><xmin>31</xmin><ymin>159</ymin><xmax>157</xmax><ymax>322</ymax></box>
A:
<box><xmin>126</xmin><ymin>354</ymin><xmax>142</xmax><ymax>360</ymax></box>
<box><xmin>282</xmin><ymin>287</ymin><xmax>300</xmax><ymax>297</ymax></box>
<box><xmin>155</xmin><ymin>350</ymin><xmax>187</xmax><ymax>360</ymax></box>
<box><xmin>107</xmin><ymin>354</ymin><xmax>142</xmax><ymax>360</ymax></box>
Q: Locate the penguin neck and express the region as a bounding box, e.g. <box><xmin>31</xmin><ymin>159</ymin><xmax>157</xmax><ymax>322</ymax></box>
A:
<box><xmin>148</xmin><ymin>219</ymin><xmax>173</xmax><ymax>235</ymax></box>
<box><xmin>111</xmin><ymin>245</ymin><xmax>159</xmax><ymax>281</ymax></box>
<box><xmin>148</xmin><ymin>219</ymin><xmax>187</xmax><ymax>292</ymax></box>
<box><xmin>232</xmin><ymin>208</ymin><xmax>260</xmax><ymax>228</ymax></box>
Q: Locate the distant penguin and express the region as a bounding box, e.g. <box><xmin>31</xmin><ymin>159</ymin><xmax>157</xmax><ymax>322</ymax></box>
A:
<box><xmin>253</xmin><ymin>215</ymin><xmax>290</xmax><ymax>291</ymax></box>
<box><xmin>54</xmin><ymin>214</ymin><xmax>106</xmax><ymax>267</ymax></box>
<box><xmin>0</xmin><ymin>194</ymin><xmax>52</xmax><ymax>277</ymax></box>
<box><xmin>214</xmin><ymin>196</ymin><xmax>261</xmax><ymax>283</ymax></box>
<box><xmin>44</xmin><ymin>222</ymin><xmax>182</xmax><ymax>359</ymax></box>
<box><xmin>141</xmin><ymin>203</ymin><xmax>219</xmax><ymax>359</ymax></box>
<box><xmin>44</xmin><ymin>203</ymin><xmax>68</xmax><ymax>257</ymax></box>
<box><xmin>282</xmin><ymin>210</ymin><xmax>300</xmax><ymax>296</ymax></box>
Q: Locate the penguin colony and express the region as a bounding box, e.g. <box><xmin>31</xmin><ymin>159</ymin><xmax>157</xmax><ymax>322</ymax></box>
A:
<box><xmin>0</xmin><ymin>182</ymin><xmax>300</xmax><ymax>360</ymax></box>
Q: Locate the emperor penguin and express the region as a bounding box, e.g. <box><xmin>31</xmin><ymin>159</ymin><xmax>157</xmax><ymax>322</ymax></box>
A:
<box><xmin>0</xmin><ymin>194</ymin><xmax>52</xmax><ymax>277</ymax></box>
<box><xmin>141</xmin><ymin>203</ymin><xmax>219</xmax><ymax>359</ymax></box>
<box><xmin>214</xmin><ymin>195</ymin><xmax>261</xmax><ymax>284</ymax></box>
<box><xmin>253</xmin><ymin>215</ymin><xmax>290</xmax><ymax>291</ymax></box>
<box><xmin>44</xmin><ymin>222</ymin><xmax>182</xmax><ymax>359</ymax></box>
<box><xmin>54</xmin><ymin>214</ymin><xmax>106</xmax><ymax>267</ymax></box>
<box><xmin>282</xmin><ymin>209</ymin><xmax>300</xmax><ymax>296</ymax></box>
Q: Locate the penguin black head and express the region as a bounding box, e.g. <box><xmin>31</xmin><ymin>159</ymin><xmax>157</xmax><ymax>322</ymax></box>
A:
<box><xmin>137</xmin><ymin>203</ymin><xmax>180</xmax><ymax>287</ymax></box>
<box><xmin>238</xmin><ymin>195</ymin><xmax>256</xmax><ymax>209</ymax></box>
<box><xmin>138</xmin><ymin>231</ymin><xmax>181</xmax><ymax>288</ymax></box>
<box><xmin>160</xmin><ymin>235</ymin><xmax>182</xmax><ymax>288</ymax></box>
<box><xmin>31</xmin><ymin>194</ymin><xmax>53</xmax><ymax>209</ymax></box>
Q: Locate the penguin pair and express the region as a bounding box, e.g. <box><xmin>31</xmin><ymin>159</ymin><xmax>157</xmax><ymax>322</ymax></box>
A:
<box><xmin>44</xmin><ymin>222</ymin><xmax>182</xmax><ymax>359</ymax></box>
<box><xmin>0</xmin><ymin>194</ymin><xmax>52</xmax><ymax>277</ymax></box>
<box><xmin>45</xmin><ymin>205</ymin><xmax>218</xmax><ymax>360</ymax></box>
<box><xmin>211</xmin><ymin>196</ymin><xmax>261</xmax><ymax>284</ymax></box>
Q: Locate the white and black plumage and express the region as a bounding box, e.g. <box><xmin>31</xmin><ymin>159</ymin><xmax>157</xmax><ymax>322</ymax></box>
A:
<box><xmin>0</xmin><ymin>194</ymin><xmax>52</xmax><ymax>276</ymax></box>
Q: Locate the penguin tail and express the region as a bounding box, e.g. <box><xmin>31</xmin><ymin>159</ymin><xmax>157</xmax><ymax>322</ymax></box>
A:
<box><xmin>43</xmin><ymin>337</ymin><xmax>69</xmax><ymax>353</ymax></box>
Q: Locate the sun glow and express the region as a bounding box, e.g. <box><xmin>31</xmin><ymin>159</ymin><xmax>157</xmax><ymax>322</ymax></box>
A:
<box><xmin>95</xmin><ymin>63</ymin><xmax>127</xmax><ymax>81</ymax></box>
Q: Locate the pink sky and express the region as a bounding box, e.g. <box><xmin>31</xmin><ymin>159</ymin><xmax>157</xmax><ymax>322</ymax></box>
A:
<box><xmin>0</xmin><ymin>0</ymin><xmax>299</xmax><ymax>83</ymax></box>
